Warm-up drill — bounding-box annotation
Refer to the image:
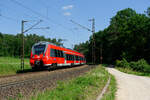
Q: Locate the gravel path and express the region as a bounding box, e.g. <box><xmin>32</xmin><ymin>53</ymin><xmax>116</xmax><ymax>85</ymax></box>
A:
<box><xmin>107</xmin><ymin>67</ymin><xmax>150</xmax><ymax>100</ymax></box>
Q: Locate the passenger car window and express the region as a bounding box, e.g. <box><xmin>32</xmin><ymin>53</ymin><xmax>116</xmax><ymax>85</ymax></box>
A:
<box><xmin>50</xmin><ymin>49</ymin><xmax>55</xmax><ymax>57</ymax></box>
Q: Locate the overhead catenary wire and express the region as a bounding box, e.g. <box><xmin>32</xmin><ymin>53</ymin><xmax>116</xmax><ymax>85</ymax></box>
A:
<box><xmin>0</xmin><ymin>14</ymin><xmax>19</xmax><ymax>22</ymax></box>
<box><xmin>38</xmin><ymin>0</ymin><xmax>79</xmax><ymax>33</ymax></box>
<box><xmin>2</xmin><ymin>0</ymin><xmax>82</xmax><ymax>48</ymax></box>
<box><xmin>10</xmin><ymin>0</ymin><xmax>76</xmax><ymax>34</ymax></box>
<box><xmin>0</xmin><ymin>2</ymin><xmax>39</xmax><ymax>23</ymax></box>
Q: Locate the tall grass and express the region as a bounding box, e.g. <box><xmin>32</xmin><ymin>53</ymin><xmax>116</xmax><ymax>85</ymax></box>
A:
<box><xmin>0</xmin><ymin>57</ymin><xmax>30</xmax><ymax>76</ymax></box>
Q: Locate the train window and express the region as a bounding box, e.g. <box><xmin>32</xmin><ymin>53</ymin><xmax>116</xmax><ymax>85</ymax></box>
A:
<box><xmin>57</xmin><ymin>50</ymin><xmax>61</xmax><ymax>57</ymax></box>
<box><xmin>60</xmin><ymin>51</ymin><xmax>64</xmax><ymax>58</ymax></box>
<box><xmin>66</xmin><ymin>54</ymin><xmax>74</xmax><ymax>60</ymax></box>
<box><xmin>68</xmin><ymin>55</ymin><xmax>70</xmax><ymax>60</ymax></box>
<box><xmin>69</xmin><ymin>55</ymin><xmax>71</xmax><ymax>60</ymax></box>
<box><xmin>68</xmin><ymin>54</ymin><xmax>70</xmax><ymax>60</ymax></box>
<box><xmin>79</xmin><ymin>56</ymin><xmax>81</xmax><ymax>61</ymax></box>
<box><xmin>64</xmin><ymin>53</ymin><xmax>67</xmax><ymax>59</ymax></box>
<box><xmin>75</xmin><ymin>56</ymin><xmax>77</xmax><ymax>60</ymax></box>
<box><xmin>74</xmin><ymin>55</ymin><xmax>75</xmax><ymax>60</ymax></box>
<box><xmin>71</xmin><ymin>55</ymin><xmax>73</xmax><ymax>60</ymax></box>
<box><xmin>71</xmin><ymin>55</ymin><xmax>74</xmax><ymax>60</ymax></box>
<box><xmin>76</xmin><ymin>56</ymin><xmax>78</xmax><ymax>61</ymax></box>
<box><xmin>50</xmin><ymin>49</ymin><xmax>64</xmax><ymax>58</ymax></box>
<box><xmin>59</xmin><ymin>50</ymin><xmax>62</xmax><ymax>57</ymax></box>
<box><xmin>62</xmin><ymin>52</ymin><xmax>64</xmax><ymax>57</ymax></box>
<box><xmin>66</xmin><ymin>54</ymin><xmax>68</xmax><ymax>60</ymax></box>
<box><xmin>50</xmin><ymin>49</ymin><xmax>55</xmax><ymax>57</ymax></box>
<box><xmin>34</xmin><ymin>44</ymin><xmax>46</xmax><ymax>55</ymax></box>
<box><xmin>54</xmin><ymin>49</ymin><xmax>57</xmax><ymax>57</ymax></box>
<box><xmin>57</xmin><ymin>50</ymin><xmax>60</xmax><ymax>57</ymax></box>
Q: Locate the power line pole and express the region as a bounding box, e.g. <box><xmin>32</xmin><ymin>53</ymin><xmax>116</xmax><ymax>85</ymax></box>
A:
<box><xmin>70</xmin><ymin>18</ymin><xmax>96</xmax><ymax>65</ymax></box>
<box><xmin>89</xmin><ymin>18</ymin><xmax>96</xmax><ymax>65</ymax></box>
<box><xmin>21</xmin><ymin>20</ymin><xmax>27</xmax><ymax>71</ymax></box>
<box><xmin>100</xmin><ymin>44</ymin><xmax>103</xmax><ymax>64</ymax></box>
<box><xmin>20</xmin><ymin>20</ymin><xmax>43</xmax><ymax>71</ymax></box>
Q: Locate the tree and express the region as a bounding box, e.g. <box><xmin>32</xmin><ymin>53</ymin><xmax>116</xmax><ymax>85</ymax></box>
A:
<box><xmin>146</xmin><ymin>7</ymin><xmax>150</xmax><ymax>17</ymax></box>
<box><xmin>74</xmin><ymin>7</ymin><xmax>150</xmax><ymax>64</ymax></box>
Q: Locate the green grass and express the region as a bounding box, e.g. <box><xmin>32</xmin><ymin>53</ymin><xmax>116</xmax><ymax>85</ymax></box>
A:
<box><xmin>101</xmin><ymin>75</ymin><xmax>116</xmax><ymax>100</ymax></box>
<box><xmin>0</xmin><ymin>57</ymin><xmax>31</xmax><ymax>76</ymax></box>
<box><xmin>30</xmin><ymin>65</ymin><xmax>116</xmax><ymax>100</ymax></box>
<box><xmin>116</xmin><ymin>67</ymin><xmax>150</xmax><ymax>77</ymax></box>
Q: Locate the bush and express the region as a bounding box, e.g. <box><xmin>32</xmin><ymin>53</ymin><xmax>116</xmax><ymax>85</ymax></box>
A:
<box><xmin>130</xmin><ymin>59</ymin><xmax>150</xmax><ymax>73</ymax></box>
<box><xmin>116</xmin><ymin>58</ymin><xmax>130</xmax><ymax>68</ymax></box>
<box><xmin>137</xmin><ymin>59</ymin><xmax>150</xmax><ymax>73</ymax></box>
<box><xmin>116</xmin><ymin>58</ymin><xmax>150</xmax><ymax>73</ymax></box>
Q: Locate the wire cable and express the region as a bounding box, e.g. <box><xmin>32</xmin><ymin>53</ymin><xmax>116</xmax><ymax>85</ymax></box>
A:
<box><xmin>10</xmin><ymin>0</ymin><xmax>76</xmax><ymax>33</ymax></box>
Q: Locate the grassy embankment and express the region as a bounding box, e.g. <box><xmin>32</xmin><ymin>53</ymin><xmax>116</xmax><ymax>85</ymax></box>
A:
<box><xmin>116</xmin><ymin>67</ymin><xmax>150</xmax><ymax>77</ymax></box>
<box><xmin>0</xmin><ymin>57</ymin><xmax>30</xmax><ymax>76</ymax></box>
<box><xmin>30</xmin><ymin>65</ymin><xmax>116</xmax><ymax>100</ymax></box>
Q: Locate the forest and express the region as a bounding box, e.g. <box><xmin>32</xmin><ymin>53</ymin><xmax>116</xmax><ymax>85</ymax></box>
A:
<box><xmin>0</xmin><ymin>33</ymin><xmax>63</xmax><ymax>57</ymax></box>
<box><xmin>74</xmin><ymin>7</ymin><xmax>150</xmax><ymax>64</ymax></box>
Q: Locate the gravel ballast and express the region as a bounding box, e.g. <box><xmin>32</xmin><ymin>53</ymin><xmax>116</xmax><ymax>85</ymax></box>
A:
<box><xmin>0</xmin><ymin>65</ymin><xmax>95</xmax><ymax>100</ymax></box>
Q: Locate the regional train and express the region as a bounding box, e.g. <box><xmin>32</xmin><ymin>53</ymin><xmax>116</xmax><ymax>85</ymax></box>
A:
<box><xmin>30</xmin><ymin>41</ymin><xmax>86</xmax><ymax>69</ymax></box>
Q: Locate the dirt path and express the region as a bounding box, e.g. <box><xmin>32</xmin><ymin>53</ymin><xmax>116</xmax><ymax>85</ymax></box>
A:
<box><xmin>107</xmin><ymin>67</ymin><xmax>150</xmax><ymax>100</ymax></box>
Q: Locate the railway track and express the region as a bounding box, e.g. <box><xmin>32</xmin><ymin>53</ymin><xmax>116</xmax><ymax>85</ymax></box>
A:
<box><xmin>0</xmin><ymin>65</ymin><xmax>96</xmax><ymax>100</ymax></box>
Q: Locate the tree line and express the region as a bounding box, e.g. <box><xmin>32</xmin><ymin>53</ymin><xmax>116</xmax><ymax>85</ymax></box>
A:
<box><xmin>74</xmin><ymin>7</ymin><xmax>150</xmax><ymax>64</ymax></box>
<box><xmin>0</xmin><ymin>33</ymin><xmax>63</xmax><ymax>57</ymax></box>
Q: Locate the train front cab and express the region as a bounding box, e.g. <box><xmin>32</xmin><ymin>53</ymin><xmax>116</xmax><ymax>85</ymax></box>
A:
<box><xmin>30</xmin><ymin>42</ymin><xmax>50</xmax><ymax>69</ymax></box>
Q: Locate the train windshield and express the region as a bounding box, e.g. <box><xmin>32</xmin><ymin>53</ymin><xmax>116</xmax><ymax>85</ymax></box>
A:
<box><xmin>33</xmin><ymin>44</ymin><xmax>46</xmax><ymax>55</ymax></box>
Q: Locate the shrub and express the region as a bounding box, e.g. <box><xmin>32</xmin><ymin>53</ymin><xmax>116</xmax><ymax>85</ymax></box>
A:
<box><xmin>130</xmin><ymin>59</ymin><xmax>150</xmax><ymax>73</ymax></box>
<box><xmin>129</xmin><ymin>61</ymin><xmax>138</xmax><ymax>71</ymax></box>
<box><xmin>116</xmin><ymin>58</ymin><xmax>130</xmax><ymax>68</ymax></box>
<box><xmin>116</xmin><ymin>58</ymin><xmax>150</xmax><ymax>73</ymax></box>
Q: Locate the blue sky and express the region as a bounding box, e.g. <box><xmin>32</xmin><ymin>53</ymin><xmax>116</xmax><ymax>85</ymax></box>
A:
<box><xmin>0</xmin><ymin>0</ymin><xmax>150</xmax><ymax>48</ymax></box>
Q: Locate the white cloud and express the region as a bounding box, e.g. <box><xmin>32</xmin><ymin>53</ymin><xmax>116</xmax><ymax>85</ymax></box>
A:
<box><xmin>62</xmin><ymin>5</ymin><xmax>74</xmax><ymax>10</ymax></box>
<box><xmin>63</xmin><ymin>12</ymin><xmax>71</xmax><ymax>16</ymax></box>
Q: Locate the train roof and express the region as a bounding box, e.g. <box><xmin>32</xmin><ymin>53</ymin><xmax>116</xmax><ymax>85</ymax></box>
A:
<box><xmin>34</xmin><ymin>41</ymin><xmax>84</xmax><ymax>56</ymax></box>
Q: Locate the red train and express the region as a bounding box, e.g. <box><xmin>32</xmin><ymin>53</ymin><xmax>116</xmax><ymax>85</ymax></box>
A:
<box><xmin>30</xmin><ymin>41</ymin><xmax>86</xmax><ymax>69</ymax></box>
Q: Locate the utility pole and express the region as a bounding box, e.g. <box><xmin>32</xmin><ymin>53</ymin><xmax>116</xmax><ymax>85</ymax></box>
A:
<box><xmin>100</xmin><ymin>44</ymin><xmax>103</xmax><ymax>64</ymax></box>
<box><xmin>20</xmin><ymin>20</ymin><xmax>43</xmax><ymax>71</ymax></box>
<box><xmin>89</xmin><ymin>18</ymin><xmax>95</xmax><ymax>65</ymax></box>
<box><xmin>70</xmin><ymin>18</ymin><xmax>96</xmax><ymax>65</ymax></box>
<box><xmin>21</xmin><ymin>20</ymin><xmax>27</xmax><ymax>71</ymax></box>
